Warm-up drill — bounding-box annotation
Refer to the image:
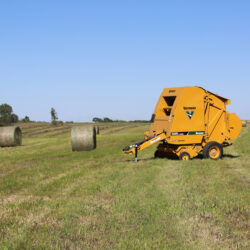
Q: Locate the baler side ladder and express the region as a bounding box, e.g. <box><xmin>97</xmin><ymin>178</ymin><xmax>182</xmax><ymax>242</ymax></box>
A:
<box><xmin>123</xmin><ymin>132</ymin><xmax>167</xmax><ymax>162</ymax></box>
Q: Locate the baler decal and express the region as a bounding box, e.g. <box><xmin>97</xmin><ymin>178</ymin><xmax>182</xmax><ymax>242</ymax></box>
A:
<box><xmin>150</xmin><ymin>137</ymin><xmax>162</xmax><ymax>144</ymax></box>
<box><xmin>171</xmin><ymin>131</ymin><xmax>205</xmax><ymax>136</ymax></box>
<box><xmin>185</xmin><ymin>111</ymin><xmax>195</xmax><ymax>120</ymax></box>
<box><xmin>187</xmin><ymin>131</ymin><xmax>205</xmax><ymax>135</ymax></box>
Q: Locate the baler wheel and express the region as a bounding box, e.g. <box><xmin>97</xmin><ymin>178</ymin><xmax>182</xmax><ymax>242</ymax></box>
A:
<box><xmin>179</xmin><ymin>152</ymin><xmax>191</xmax><ymax>160</ymax></box>
<box><xmin>203</xmin><ymin>141</ymin><xmax>223</xmax><ymax>160</ymax></box>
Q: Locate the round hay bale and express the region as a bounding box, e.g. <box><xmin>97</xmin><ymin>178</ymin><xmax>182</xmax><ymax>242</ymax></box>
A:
<box><xmin>0</xmin><ymin>126</ymin><xmax>22</xmax><ymax>147</ymax></box>
<box><xmin>242</xmin><ymin>120</ymin><xmax>247</xmax><ymax>127</ymax></box>
<box><xmin>95</xmin><ymin>126</ymin><xmax>99</xmax><ymax>135</ymax></box>
<box><xmin>71</xmin><ymin>126</ymin><xmax>96</xmax><ymax>151</ymax></box>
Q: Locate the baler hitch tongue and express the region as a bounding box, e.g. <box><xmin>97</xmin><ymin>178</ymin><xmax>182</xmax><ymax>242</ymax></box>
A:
<box><xmin>123</xmin><ymin>145</ymin><xmax>130</xmax><ymax>152</ymax></box>
<box><xmin>123</xmin><ymin>144</ymin><xmax>138</xmax><ymax>162</ymax></box>
<box><xmin>123</xmin><ymin>145</ymin><xmax>135</xmax><ymax>153</ymax></box>
<box><xmin>122</xmin><ymin>132</ymin><xmax>167</xmax><ymax>162</ymax></box>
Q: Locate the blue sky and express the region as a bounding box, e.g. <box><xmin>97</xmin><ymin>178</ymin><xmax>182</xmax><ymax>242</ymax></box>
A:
<box><xmin>0</xmin><ymin>0</ymin><xmax>249</xmax><ymax>121</ymax></box>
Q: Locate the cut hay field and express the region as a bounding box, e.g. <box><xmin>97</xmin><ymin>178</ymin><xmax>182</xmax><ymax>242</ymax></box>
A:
<box><xmin>0</xmin><ymin>123</ymin><xmax>249</xmax><ymax>249</ymax></box>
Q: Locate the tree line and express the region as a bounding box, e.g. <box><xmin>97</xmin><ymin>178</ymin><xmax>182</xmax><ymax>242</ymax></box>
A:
<box><xmin>0</xmin><ymin>103</ymin><xmax>149</xmax><ymax>126</ymax></box>
<box><xmin>0</xmin><ymin>104</ymin><xmax>59</xmax><ymax>126</ymax></box>
<box><xmin>0</xmin><ymin>104</ymin><xmax>30</xmax><ymax>126</ymax></box>
<box><xmin>92</xmin><ymin>117</ymin><xmax>150</xmax><ymax>123</ymax></box>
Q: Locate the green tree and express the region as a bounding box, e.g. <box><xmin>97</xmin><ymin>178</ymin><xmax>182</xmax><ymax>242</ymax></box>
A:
<box><xmin>22</xmin><ymin>116</ymin><xmax>30</xmax><ymax>122</ymax></box>
<box><xmin>51</xmin><ymin>108</ymin><xmax>58</xmax><ymax>125</ymax></box>
<box><xmin>92</xmin><ymin>117</ymin><xmax>103</xmax><ymax>123</ymax></box>
<box><xmin>103</xmin><ymin>117</ymin><xmax>113</xmax><ymax>122</ymax></box>
<box><xmin>0</xmin><ymin>103</ymin><xmax>16</xmax><ymax>125</ymax></box>
<box><xmin>10</xmin><ymin>114</ymin><xmax>19</xmax><ymax>123</ymax></box>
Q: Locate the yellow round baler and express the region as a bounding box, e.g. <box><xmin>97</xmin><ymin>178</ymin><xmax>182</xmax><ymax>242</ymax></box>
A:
<box><xmin>123</xmin><ymin>87</ymin><xmax>242</xmax><ymax>161</ymax></box>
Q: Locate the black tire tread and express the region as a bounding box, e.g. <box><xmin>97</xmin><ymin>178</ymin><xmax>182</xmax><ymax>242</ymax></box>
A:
<box><xmin>203</xmin><ymin>141</ymin><xmax>223</xmax><ymax>160</ymax></box>
<box><xmin>179</xmin><ymin>152</ymin><xmax>191</xmax><ymax>160</ymax></box>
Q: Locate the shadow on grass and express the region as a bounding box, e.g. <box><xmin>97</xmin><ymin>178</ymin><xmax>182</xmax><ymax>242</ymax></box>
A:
<box><xmin>123</xmin><ymin>153</ymin><xmax>240</xmax><ymax>163</ymax></box>
<box><xmin>223</xmin><ymin>154</ymin><xmax>240</xmax><ymax>159</ymax></box>
<box><xmin>194</xmin><ymin>153</ymin><xmax>240</xmax><ymax>159</ymax></box>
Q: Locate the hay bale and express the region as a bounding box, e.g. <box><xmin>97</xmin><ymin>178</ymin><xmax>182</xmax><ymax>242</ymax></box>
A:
<box><xmin>242</xmin><ymin>120</ymin><xmax>247</xmax><ymax>127</ymax></box>
<box><xmin>95</xmin><ymin>126</ymin><xmax>99</xmax><ymax>135</ymax></box>
<box><xmin>0</xmin><ymin>126</ymin><xmax>22</xmax><ymax>147</ymax></box>
<box><xmin>71</xmin><ymin>126</ymin><xmax>96</xmax><ymax>151</ymax></box>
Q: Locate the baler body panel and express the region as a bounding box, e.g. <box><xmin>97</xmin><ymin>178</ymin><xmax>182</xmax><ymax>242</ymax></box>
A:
<box><xmin>204</xmin><ymin>94</ymin><xmax>228</xmax><ymax>144</ymax></box>
<box><xmin>169</xmin><ymin>87</ymin><xmax>206</xmax><ymax>144</ymax></box>
<box><xmin>150</xmin><ymin>87</ymin><xmax>183</xmax><ymax>135</ymax></box>
<box><xmin>228</xmin><ymin>113</ymin><xmax>242</xmax><ymax>140</ymax></box>
<box><xmin>150</xmin><ymin>87</ymin><xmax>206</xmax><ymax>144</ymax></box>
<box><xmin>149</xmin><ymin>86</ymin><xmax>241</xmax><ymax>146</ymax></box>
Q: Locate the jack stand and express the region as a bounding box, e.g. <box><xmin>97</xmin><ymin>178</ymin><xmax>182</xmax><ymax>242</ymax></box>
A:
<box><xmin>135</xmin><ymin>145</ymin><xmax>138</xmax><ymax>162</ymax></box>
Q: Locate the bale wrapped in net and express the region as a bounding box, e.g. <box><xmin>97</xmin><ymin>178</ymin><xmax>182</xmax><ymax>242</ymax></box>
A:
<box><xmin>71</xmin><ymin>126</ymin><xmax>96</xmax><ymax>151</ymax></box>
<box><xmin>242</xmin><ymin>120</ymin><xmax>247</xmax><ymax>127</ymax></box>
<box><xmin>0</xmin><ymin>126</ymin><xmax>22</xmax><ymax>147</ymax></box>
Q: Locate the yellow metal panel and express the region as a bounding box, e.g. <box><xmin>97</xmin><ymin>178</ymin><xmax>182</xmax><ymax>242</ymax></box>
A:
<box><xmin>228</xmin><ymin>113</ymin><xmax>242</xmax><ymax>140</ymax></box>
<box><xmin>171</xmin><ymin>87</ymin><xmax>205</xmax><ymax>132</ymax></box>
<box><xmin>169</xmin><ymin>134</ymin><xmax>204</xmax><ymax>145</ymax></box>
<box><xmin>170</xmin><ymin>87</ymin><xmax>205</xmax><ymax>144</ymax></box>
<box><xmin>150</xmin><ymin>87</ymin><xmax>184</xmax><ymax>135</ymax></box>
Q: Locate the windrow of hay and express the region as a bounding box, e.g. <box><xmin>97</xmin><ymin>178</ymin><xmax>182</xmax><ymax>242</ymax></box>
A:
<box><xmin>0</xmin><ymin>126</ymin><xmax>22</xmax><ymax>147</ymax></box>
<box><xmin>71</xmin><ymin>126</ymin><xmax>96</xmax><ymax>151</ymax></box>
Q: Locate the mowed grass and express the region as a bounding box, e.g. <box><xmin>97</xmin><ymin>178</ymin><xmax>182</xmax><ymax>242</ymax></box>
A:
<box><xmin>0</xmin><ymin>124</ymin><xmax>249</xmax><ymax>249</ymax></box>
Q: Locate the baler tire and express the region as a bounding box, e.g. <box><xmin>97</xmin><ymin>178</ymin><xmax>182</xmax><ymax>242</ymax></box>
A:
<box><xmin>179</xmin><ymin>152</ymin><xmax>191</xmax><ymax>160</ymax></box>
<box><xmin>203</xmin><ymin>141</ymin><xmax>223</xmax><ymax>160</ymax></box>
